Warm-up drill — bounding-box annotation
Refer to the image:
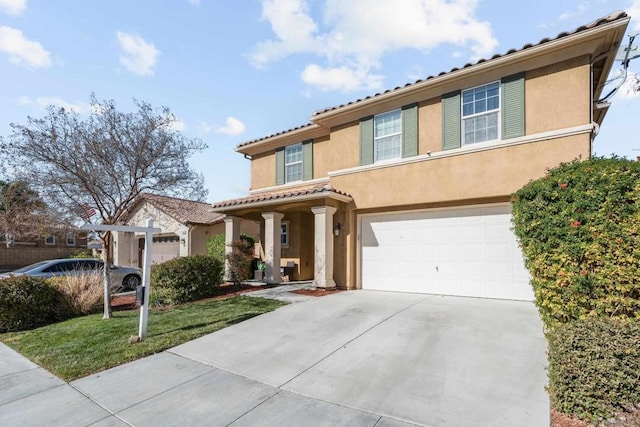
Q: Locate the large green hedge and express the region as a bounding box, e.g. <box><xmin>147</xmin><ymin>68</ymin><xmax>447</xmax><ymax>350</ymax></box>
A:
<box><xmin>547</xmin><ymin>318</ymin><xmax>640</xmax><ymax>422</ymax></box>
<box><xmin>206</xmin><ymin>233</ymin><xmax>255</xmax><ymax>264</ymax></box>
<box><xmin>0</xmin><ymin>276</ymin><xmax>71</xmax><ymax>332</ymax></box>
<box><xmin>511</xmin><ymin>157</ymin><xmax>640</xmax><ymax>327</ymax></box>
<box><xmin>150</xmin><ymin>255</ymin><xmax>223</xmax><ymax>306</ymax></box>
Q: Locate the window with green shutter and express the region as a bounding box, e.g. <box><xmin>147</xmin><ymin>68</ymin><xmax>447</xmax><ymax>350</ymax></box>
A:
<box><xmin>441</xmin><ymin>73</ymin><xmax>525</xmax><ymax>150</ymax></box>
<box><xmin>359</xmin><ymin>104</ymin><xmax>419</xmax><ymax>165</ymax></box>
<box><xmin>275</xmin><ymin>140</ymin><xmax>313</xmax><ymax>185</ymax></box>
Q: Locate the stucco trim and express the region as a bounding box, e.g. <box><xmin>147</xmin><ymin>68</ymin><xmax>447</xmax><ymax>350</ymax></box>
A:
<box><xmin>249</xmin><ymin>177</ymin><xmax>330</xmax><ymax>195</ymax></box>
<box><xmin>329</xmin><ymin>123</ymin><xmax>594</xmax><ymax>178</ymax></box>
<box><xmin>211</xmin><ymin>191</ymin><xmax>353</xmax><ymax>213</ymax></box>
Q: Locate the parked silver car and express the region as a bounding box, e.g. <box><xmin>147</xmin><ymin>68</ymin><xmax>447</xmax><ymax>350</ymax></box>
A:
<box><xmin>0</xmin><ymin>258</ymin><xmax>142</xmax><ymax>293</ymax></box>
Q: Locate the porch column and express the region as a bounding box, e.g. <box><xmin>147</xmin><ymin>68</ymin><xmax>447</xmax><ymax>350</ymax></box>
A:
<box><xmin>262</xmin><ymin>212</ymin><xmax>284</xmax><ymax>284</ymax></box>
<box><xmin>312</xmin><ymin>206</ymin><xmax>337</xmax><ymax>289</ymax></box>
<box><xmin>223</xmin><ymin>216</ymin><xmax>241</xmax><ymax>282</ymax></box>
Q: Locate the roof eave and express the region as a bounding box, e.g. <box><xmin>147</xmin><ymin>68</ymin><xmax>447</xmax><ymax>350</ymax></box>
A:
<box><xmin>236</xmin><ymin>124</ymin><xmax>328</xmax><ymax>156</ymax></box>
<box><xmin>210</xmin><ymin>191</ymin><xmax>353</xmax><ymax>214</ymax></box>
<box><xmin>311</xmin><ymin>16</ymin><xmax>630</xmax><ymax>128</ymax></box>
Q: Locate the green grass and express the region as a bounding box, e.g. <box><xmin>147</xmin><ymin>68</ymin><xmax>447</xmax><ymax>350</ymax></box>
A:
<box><xmin>0</xmin><ymin>296</ymin><xmax>286</xmax><ymax>381</ymax></box>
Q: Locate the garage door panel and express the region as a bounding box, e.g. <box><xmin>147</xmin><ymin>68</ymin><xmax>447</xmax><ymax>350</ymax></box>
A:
<box><xmin>361</xmin><ymin>205</ymin><xmax>532</xmax><ymax>301</ymax></box>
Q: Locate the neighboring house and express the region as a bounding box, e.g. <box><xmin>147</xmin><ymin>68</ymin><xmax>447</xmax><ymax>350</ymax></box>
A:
<box><xmin>211</xmin><ymin>11</ymin><xmax>629</xmax><ymax>300</ymax></box>
<box><xmin>113</xmin><ymin>193</ymin><xmax>259</xmax><ymax>267</ymax></box>
<box><xmin>0</xmin><ymin>229</ymin><xmax>88</xmax><ymax>271</ymax></box>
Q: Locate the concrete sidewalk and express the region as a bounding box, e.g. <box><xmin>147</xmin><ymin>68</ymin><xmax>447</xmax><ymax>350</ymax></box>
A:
<box><xmin>0</xmin><ymin>290</ymin><xmax>549</xmax><ymax>426</ymax></box>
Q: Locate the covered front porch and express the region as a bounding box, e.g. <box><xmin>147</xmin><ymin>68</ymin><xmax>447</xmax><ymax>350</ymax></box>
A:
<box><xmin>211</xmin><ymin>184</ymin><xmax>352</xmax><ymax>288</ymax></box>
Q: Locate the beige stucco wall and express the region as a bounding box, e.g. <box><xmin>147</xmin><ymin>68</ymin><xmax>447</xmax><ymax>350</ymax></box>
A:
<box><xmin>316</xmin><ymin>124</ymin><xmax>360</xmax><ymax>178</ymax></box>
<box><xmin>331</xmin><ymin>134</ymin><xmax>590</xmax><ymax>210</ymax></box>
<box><xmin>526</xmin><ymin>55</ymin><xmax>591</xmax><ymax>134</ymax></box>
<box><xmin>248</xmin><ymin>56</ymin><xmax>592</xmax><ymax>192</ymax></box>
<box><xmin>418</xmin><ymin>98</ymin><xmax>442</xmax><ymax>155</ymax></box>
<box><xmin>251</xmin><ymin>152</ymin><xmax>275</xmax><ymax>190</ymax></box>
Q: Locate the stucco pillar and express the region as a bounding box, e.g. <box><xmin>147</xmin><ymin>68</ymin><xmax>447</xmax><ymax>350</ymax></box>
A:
<box><xmin>312</xmin><ymin>206</ymin><xmax>337</xmax><ymax>289</ymax></box>
<box><xmin>223</xmin><ymin>216</ymin><xmax>241</xmax><ymax>282</ymax></box>
<box><xmin>262</xmin><ymin>212</ymin><xmax>284</xmax><ymax>284</ymax></box>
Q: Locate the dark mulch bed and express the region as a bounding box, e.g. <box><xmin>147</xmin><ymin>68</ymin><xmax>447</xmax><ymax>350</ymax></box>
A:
<box><xmin>552</xmin><ymin>409</ymin><xmax>591</xmax><ymax>427</ymax></box>
<box><xmin>291</xmin><ymin>288</ymin><xmax>345</xmax><ymax>297</ymax></box>
<box><xmin>551</xmin><ymin>405</ymin><xmax>640</xmax><ymax>427</ymax></box>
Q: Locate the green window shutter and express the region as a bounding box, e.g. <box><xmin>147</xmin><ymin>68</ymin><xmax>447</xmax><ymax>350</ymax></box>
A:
<box><xmin>359</xmin><ymin>116</ymin><xmax>374</xmax><ymax>165</ymax></box>
<box><xmin>275</xmin><ymin>147</ymin><xmax>285</xmax><ymax>185</ymax></box>
<box><xmin>442</xmin><ymin>91</ymin><xmax>461</xmax><ymax>150</ymax></box>
<box><xmin>401</xmin><ymin>103</ymin><xmax>418</xmax><ymax>158</ymax></box>
<box><xmin>302</xmin><ymin>139</ymin><xmax>313</xmax><ymax>181</ymax></box>
<box><xmin>502</xmin><ymin>73</ymin><xmax>525</xmax><ymax>139</ymax></box>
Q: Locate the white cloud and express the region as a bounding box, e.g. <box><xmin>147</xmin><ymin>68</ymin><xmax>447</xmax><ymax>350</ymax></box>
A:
<box><xmin>617</xmin><ymin>71</ymin><xmax>640</xmax><ymax>99</ymax></box>
<box><xmin>557</xmin><ymin>2</ymin><xmax>589</xmax><ymax>21</ymax></box>
<box><xmin>0</xmin><ymin>26</ymin><xmax>51</xmax><ymax>68</ymax></box>
<box><xmin>18</xmin><ymin>96</ymin><xmax>88</xmax><ymax>113</ymax></box>
<box><xmin>302</xmin><ymin>64</ymin><xmax>382</xmax><ymax>91</ymax></box>
<box><xmin>0</xmin><ymin>0</ymin><xmax>25</xmax><ymax>16</ymax></box>
<box><xmin>215</xmin><ymin>117</ymin><xmax>246</xmax><ymax>136</ymax></box>
<box><xmin>116</xmin><ymin>31</ymin><xmax>159</xmax><ymax>76</ymax></box>
<box><xmin>629</xmin><ymin>0</ymin><xmax>640</xmax><ymax>32</ymax></box>
<box><xmin>251</xmin><ymin>0</ymin><xmax>497</xmax><ymax>92</ymax></box>
<box><xmin>168</xmin><ymin>118</ymin><xmax>186</xmax><ymax>131</ymax></box>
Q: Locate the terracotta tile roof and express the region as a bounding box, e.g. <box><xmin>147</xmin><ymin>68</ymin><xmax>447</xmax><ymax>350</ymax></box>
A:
<box><xmin>312</xmin><ymin>10</ymin><xmax>628</xmax><ymax>116</ymax></box>
<box><xmin>137</xmin><ymin>193</ymin><xmax>224</xmax><ymax>225</ymax></box>
<box><xmin>211</xmin><ymin>183</ymin><xmax>351</xmax><ymax>210</ymax></box>
<box><xmin>237</xmin><ymin>123</ymin><xmax>315</xmax><ymax>149</ymax></box>
<box><xmin>236</xmin><ymin>10</ymin><xmax>627</xmax><ymax>150</ymax></box>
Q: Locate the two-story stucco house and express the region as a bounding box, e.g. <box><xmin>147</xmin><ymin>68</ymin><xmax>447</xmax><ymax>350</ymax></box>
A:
<box><xmin>212</xmin><ymin>11</ymin><xmax>630</xmax><ymax>301</ymax></box>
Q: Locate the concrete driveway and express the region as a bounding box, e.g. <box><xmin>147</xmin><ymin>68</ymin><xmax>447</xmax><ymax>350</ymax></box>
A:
<box><xmin>1</xmin><ymin>290</ymin><xmax>548</xmax><ymax>426</ymax></box>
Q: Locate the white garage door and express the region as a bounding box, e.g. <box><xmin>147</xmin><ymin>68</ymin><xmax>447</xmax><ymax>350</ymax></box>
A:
<box><xmin>151</xmin><ymin>241</ymin><xmax>180</xmax><ymax>264</ymax></box>
<box><xmin>360</xmin><ymin>205</ymin><xmax>532</xmax><ymax>301</ymax></box>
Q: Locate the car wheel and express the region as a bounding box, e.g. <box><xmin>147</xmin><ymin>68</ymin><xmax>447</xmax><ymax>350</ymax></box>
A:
<box><xmin>123</xmin><ymin>274</ymin><xmax>141</xmax><ymax>292</ymax></box>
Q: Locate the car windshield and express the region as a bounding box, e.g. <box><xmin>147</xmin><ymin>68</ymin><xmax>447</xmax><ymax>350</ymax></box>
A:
<box><xmin>11</xmin><ymin>260</ymin><xmax>52</xmax><ymax>273</ymax></box>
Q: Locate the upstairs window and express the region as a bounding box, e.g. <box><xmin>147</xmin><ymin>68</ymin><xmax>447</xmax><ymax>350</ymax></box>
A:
<box><xmin>285</xmin><ymin>144</ymin><xmax>303</xmax><ymax>183</ymax></box>
<box><xmin>66</xmin><ymin>233</ymin><xmax>76</xmax><ymax>246</ymax></box>
<box><xmin>359</xmin><ymin>104</ymin><xmax>418</xmax><ymax>166</ymax></box>
<box><xmin>45</xmin><ymin>234</ymin><xmax>56</xmax><ymax>245</ymax></box>
<box><xmin>462</xmin><ymin>81</ymin><xmax>500</xmax><ymax>145</ymax></box>
<box><xmin>374</xmin><ymin>109</ymin><xmax>402</xmax><ymax>162</ymax></box>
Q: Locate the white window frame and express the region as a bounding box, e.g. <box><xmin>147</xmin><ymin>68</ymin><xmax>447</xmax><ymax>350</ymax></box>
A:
<box><xmin>374</xmin><ymin>109</ymin><xmax>402</xmax><ymax>162</ymax></box>
<box><xmin>280</xmin><ymin>221</ymin><xmax>289</xmax><ymax>248</ymax></box>
<box><xmin>66</xmin><ymin>233</ymin><xmax>76</xmax><ymax>246</ymax></box>
<box><xmin>284</xmin><ymin>144</ymin><xmax>303</xmax><ymax>183</ymax></box>
<box><xmin>45</xmin><ymin>234</ymin><xmax>56</xmax><ymax>246</ymax></box>
<box><xmin>461</xmin><ymin>81</ymin><xmax>501</xmax><ymax>146</ymax></box>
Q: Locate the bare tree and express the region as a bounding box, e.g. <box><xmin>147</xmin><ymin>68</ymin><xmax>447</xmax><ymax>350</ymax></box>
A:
<box><xmin>1</xmin><ymin>95</ymin><xmax>207</xmax><ymax>318</ymax></box>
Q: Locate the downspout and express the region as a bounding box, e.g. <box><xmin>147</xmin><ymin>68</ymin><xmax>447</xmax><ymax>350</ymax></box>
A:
<box><xmin>589</xmin><ymin>50</ymin><xmax>611</xmax><ymax>154</ymax></box>
<box><xmin>188</xmin><ymin>225</ymin><xmax>198</xmax><ymax>256</ymax></box>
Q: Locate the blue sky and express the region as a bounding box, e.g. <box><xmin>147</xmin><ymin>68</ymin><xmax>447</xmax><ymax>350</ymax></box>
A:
<box><xmin>1</xmin><ymin>0</ymin><xmax>639</xmax><ymax>203</ymax></box>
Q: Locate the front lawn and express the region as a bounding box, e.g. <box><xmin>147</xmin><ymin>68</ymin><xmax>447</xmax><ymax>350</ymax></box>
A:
<box><xmin>0</xmin><ymin>296</ymin><xmax>286</xmax><ymax>381</ymax></box>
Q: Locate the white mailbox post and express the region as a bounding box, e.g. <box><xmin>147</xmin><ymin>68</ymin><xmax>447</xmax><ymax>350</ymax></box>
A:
<box><xmin>81</xmin><ymin>219</ymin><xmax>161</xmax><ymax>340</ymax></box>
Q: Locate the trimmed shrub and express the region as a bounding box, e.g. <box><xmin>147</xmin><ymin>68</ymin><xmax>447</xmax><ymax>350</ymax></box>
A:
<box><xmin>207</xmin><ymin>233</ymin><xmax>256</xmax><ymax>264</ymax></box>
<box><xmin>511</xmin><ymin>157</ymin><xmax>640</xmax><ymax>327</ymax></box>
<box><xmin>150</xmin><ymin>255</ymin><xmax>223</xmax><ymax>306</ymax></box>
<box><xmin>547</xmin><ymin>318</ymin><xmax>640</xmax><ymax>422</ymax></box>
<box><xmin>47</xmin><ymin>272</ymin><xmax>103</xmax><ymax>315</ymax></box>
<box><xmin>69</xmin><ymin>250</ymin><xmax>98</xmax><ymax>259</ymax></box>
<box><xmin>206</xmin><ymin>233</ymin><xmax>225</xmax><ymax>263</ymax></box>
<box><xmin>226</xmin><ymin>240</ymin><xmax>254</xmax><ymax>285</ymax></box>
<box><xmin>0</xmin><ymin>276</ymin><xmax>71</xmax><ymax>332</ymax></box>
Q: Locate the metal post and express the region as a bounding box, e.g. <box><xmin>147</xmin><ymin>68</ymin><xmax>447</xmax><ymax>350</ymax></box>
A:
<box><xmin>138</xmin><ymin>219</ymin><xmax>154</xmax><ymax>340</ymax></box>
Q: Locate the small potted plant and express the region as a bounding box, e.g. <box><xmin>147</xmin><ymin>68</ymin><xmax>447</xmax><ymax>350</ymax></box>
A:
<box><xmin>254</xmin><ymin>261</ymin><xmax>265</xmax><ymax>280</ymax></box>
